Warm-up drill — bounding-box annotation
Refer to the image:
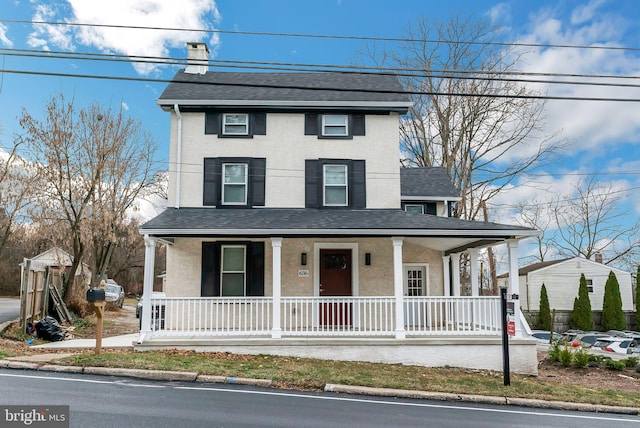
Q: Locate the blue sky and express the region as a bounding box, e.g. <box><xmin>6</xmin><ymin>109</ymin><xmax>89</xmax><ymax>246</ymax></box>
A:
<box><xmin>1</xmin><ymin>0</ymin><xmax>639</xmax><ymax>265</ymax></box>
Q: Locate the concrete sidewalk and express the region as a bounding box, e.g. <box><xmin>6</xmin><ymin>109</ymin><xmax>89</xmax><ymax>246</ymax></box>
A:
<box><xmin>30</xmin><ymin>333</ymin><xmax>137</xmax><ymax>350</ymax></box>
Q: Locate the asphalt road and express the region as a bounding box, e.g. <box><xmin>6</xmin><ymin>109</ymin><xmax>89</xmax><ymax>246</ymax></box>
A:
<box><xmin>0</xmin><ymin>297</ymin><xmax>20</xmax><ymax>324</ymax></box>
<box><xmin>0</xmin><ymin>369</ymin><xmax>638</xmax><ymax>428</ymax></box>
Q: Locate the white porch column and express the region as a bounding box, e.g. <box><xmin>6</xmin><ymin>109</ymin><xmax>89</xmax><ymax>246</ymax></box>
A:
<box><xmin>271</xmin><ymin>237</ymin><xmax>283</xmax><ymax>339</ymax></box>
<box><xmin>451</xmin><ymin>253</ymin><xmax>461</xmax><ymax>297</ymax></box>
<box><xmin>138</xmin><ymin>235</ymin><xmax>156</xmax><ymax>344</ymax></box>
<box><xmin>507</xmin><ymin>239</ymin><xmax>523</xmax><ymax>337</ymax></box>
<box><xmin>442</xmin><ymin>255</ymin><xmax>451</xmax><ymax>297</ymax></box>
<box><xmin>469</xmin><ymin>248</ymin><xmax>480</xmax><ymax>297</ymax></box>
<box><xmin>392</xmin><ymin>237</ymin><xmax>405</xmax><ymax>339</ymax></box>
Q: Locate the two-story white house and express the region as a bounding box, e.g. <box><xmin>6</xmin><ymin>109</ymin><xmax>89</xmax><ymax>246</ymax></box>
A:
<box><xmin>138</xmin><ymin>43</ymin><xmax>538</xmax><ymax>374</ymax></box>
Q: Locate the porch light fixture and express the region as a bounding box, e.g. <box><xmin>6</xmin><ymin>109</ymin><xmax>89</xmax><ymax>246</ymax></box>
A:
<box><xmin>365</xmin><ymin>253</ymin><xmax>371</xmax><ymax>265</ymax></box>
<box><xmin>301</xmin><ymin>253</ymin><xmax>307</xmax><ymax>265</ymax></box>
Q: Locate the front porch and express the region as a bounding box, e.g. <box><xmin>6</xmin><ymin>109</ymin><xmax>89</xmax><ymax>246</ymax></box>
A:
<box><xmin>138</xmin><ymin>209</ymin><xmax>539</xmax><ymax>374</ymax></box>
<box><xmin>135</xmin><ymin>294</ymin><xmax>538</xmax><ymax>375</ymax></box>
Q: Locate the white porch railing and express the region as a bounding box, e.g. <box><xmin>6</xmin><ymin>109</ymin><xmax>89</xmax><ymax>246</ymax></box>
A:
<box><xmin>147</xmin><ymin>296</ymin><xmax>501</xmax><ymax>337</ymax></box>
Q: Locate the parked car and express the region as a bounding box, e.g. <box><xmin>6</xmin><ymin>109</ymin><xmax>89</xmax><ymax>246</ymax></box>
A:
<box><xmin>559</xmin><ymin>330</ymin><xmax>583</xmax><ymax>345</ymax></box>
<box><xmin>592</xmin><ymin>337</ymin><xmax>633</xmax><ymax>354</ymax></box>
<box><xmin>136</xmin><ymin>292</ymin><xmax>167</xmax><ymax>330</ymax></box>
<box><xmin>572</xmin><ymin>333</ymin><xmax>611</xmax><ymax>348</ymax></box>
<box><xmin>104</xmin><ymin>280</ymin><xmax>125</xmax><ymax>308</ymax></box>
<box><xmin>626</xmin><ymin>338</ymin><xmax>640</xmax><ymax>354</ymax></box>
<box><xmin>530</xmin><ymin>330</ymin><xmax>562</xmax><ymax>344</ymax></box>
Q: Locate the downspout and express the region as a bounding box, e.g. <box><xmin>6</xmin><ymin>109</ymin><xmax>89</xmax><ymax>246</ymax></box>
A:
<box><xmin>174</xmin><ymin>104</ymin><xmax>182</xmax><ymax>209</ymax></box>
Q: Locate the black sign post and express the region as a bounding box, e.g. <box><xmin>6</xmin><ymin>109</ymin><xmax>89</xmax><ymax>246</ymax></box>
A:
<box><xmin>500</xmin><ymin>286</ymin><xmax>510</xmax><ymax>386</ymax></box>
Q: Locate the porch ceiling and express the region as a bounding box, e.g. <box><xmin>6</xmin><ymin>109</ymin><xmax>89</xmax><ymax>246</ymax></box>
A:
<box><xmin>141</xmin><ymin>208</ymin><xmax>537</xmax><ymax>251</ymax></box>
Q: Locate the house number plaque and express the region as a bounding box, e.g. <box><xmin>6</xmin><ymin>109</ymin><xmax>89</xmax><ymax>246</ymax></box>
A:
<box><xmin>298</xmin><ymin>270</ymin><xmax>310</xmax><ymax>277</ymax></box>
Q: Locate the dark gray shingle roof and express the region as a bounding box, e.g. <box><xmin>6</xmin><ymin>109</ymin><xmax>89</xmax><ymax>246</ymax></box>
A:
<box><xmin>158</xmin><ymin>71</ymin><xmax>411</xmax><ymax>109</ymax></box>
<box><xmin>141</xmin><ymin>208</ymin><xmax>533</xmax><ymax>237</ymax></box>
<box><xmin>400</xmin><ymin>167</ymin><xmax>459</xmax><ymax>199</ymax></box>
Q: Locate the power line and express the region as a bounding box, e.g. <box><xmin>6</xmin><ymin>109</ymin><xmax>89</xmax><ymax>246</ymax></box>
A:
<box><xmin>3</xmin><ymin>47</ymin><xmax>640</xmax><ymax>90</ymax></box>
<box><xmin>3</xmin><ymin>19</ymin><xmax>640</xmax><ymax>53</ymax></box>
<box><xmin>2</xmin><ymin>68</ymin><xmax>640</xmax><ymax>102</ymax></box>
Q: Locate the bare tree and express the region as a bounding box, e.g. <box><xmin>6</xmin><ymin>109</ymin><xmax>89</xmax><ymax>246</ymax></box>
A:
<box><xmin>365</xmin><ymin>15</ymin><xmax>561</xmax><ymax>221</ymax></box>
<box><xmin>0</xmin><ymin>141</ymin><xmax>34</xmax><ymax>275</ymax></box>
<box><xmin>551</xmin><ymin>177</ymin><xmax>640</xmax><ymax>266</ymax></box>
<box><xmin>19</xmin><ymin>94</ymin><xmax>158</xmax><ymax>305</ymax></box>
<box><xmin>515</xmin><ymin>197</ymin><xmax>555</xmax><ymax>263</ymax></box>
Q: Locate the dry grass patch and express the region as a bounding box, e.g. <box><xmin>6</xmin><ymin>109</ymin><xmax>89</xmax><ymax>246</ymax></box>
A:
<box><xmin>57</xmin><ymin>349</ymin><xmax>640</xmax><ymax>408</ymax></box>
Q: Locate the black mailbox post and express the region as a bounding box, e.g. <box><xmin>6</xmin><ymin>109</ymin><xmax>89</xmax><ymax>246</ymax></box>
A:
<box><xmin>86</xmin><ymin>288</ymin><xmax>106</xmax><ymax>302</ymax></box>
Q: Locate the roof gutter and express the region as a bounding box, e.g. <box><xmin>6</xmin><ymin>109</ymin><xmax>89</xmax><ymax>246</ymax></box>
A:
<box><xmin>174</xmin><ymin>104</ymin><xmax>182</xmax><ymax>209</ymax></box>
<box><xmin>140</xmin><ymin>227</ymin><xmax>539</xmax><ymax>238</ymax></box>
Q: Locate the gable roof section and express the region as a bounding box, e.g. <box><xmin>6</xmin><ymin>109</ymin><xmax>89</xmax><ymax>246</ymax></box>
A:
<box><xmin>400</xmin><ymin>167</ymin><xmax>460</xmax><ymax>200</ymax></box>
<box><xmin>158</xmin><ymin>71</ymin><xmax>412</xmax><ymax>112</ymax></box>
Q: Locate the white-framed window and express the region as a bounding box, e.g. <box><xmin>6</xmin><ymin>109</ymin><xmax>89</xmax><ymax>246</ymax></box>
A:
<box><xmin>222</xmin><ymin>163</ymin><xmax>248</xmax><ymax>205</ymax></box>
<box><xmin>220</xmin><ymin>245</ymin><xmax>246</xmax><ymax>296</ymax></box>
<box><xmin>222</xmin><ymin>113</ymin><xmax>249</xmax><ymax>135</ymax></box>
<box><xmin>323</xmin><ymin>164</ymin><xmax>348</xmax><ymax>206</ymax></box>
<box><xmin>586</xmin><ymin>278</ymin><xmax>593</xmax><ymax>293</ymax></box>
<box><xmin>404</xmin><ymin>204</ymin><xmax>424</xmax><ymax>214</ymax></box>
<box><xmin>322</xmin><ymin>114</ymin><xmax>348</xmax><ymax>136</ymax></box>
<box><xmin>404</xmin><ymin>265</ymin><xmax>429</xmax><ymax>296</ymax></box>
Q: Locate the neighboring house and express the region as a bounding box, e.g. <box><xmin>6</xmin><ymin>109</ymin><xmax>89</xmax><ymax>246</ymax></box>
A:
<box><xmin>138</xmin><ymin>42</ymin><xmax>538</xmax><ymax>374</ymax></box>
<box><xmin>497</xmin><ymin>257</ymin><xmax>634</xmax><ymax>313</ymax></box>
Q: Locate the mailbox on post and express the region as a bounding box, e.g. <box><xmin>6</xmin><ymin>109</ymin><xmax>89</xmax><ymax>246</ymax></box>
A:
<box><xmin>86</xmin><ymin>288</ymin><xmax>105</xmax><ymax>302</ymax></box>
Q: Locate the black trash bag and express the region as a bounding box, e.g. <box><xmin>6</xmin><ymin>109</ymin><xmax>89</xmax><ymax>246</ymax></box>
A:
<box><xmin>35</xmin><ymin>316</ymin><xmax>65</xmax><ymax>342</ymax></box>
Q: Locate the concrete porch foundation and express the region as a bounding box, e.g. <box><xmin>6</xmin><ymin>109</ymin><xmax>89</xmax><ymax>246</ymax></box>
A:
<box><xmin>134</xmin><ymin>336</ymin><xmax>538</xmax><ymax>375</ymax></box>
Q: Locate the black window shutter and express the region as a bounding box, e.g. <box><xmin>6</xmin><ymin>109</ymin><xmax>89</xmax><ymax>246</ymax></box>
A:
<box><xmin>426</xmin><ymin>202</ymin><xmax>437</xmax><ymax>215</ymax></box>
<box><xmin>350</xmin><ymin>160</ymin><xmax>366</xmax><ymax>209</ymax></box>
<box><xmin>205</xmin><ymin>112</ymin><xmax>220</xmax><ymax>135</ymax></box>
<box><xmin>252</xmin><ymin>113</ymin><xmax>267</xmax><ymax>135</ymax></box>
<box><xmin>352</xmin><ymin>114</ymin><xmax>366</xmax><ymax>136</ymax></box>
<box><xmin>246</xmin><ymin>242</ymin><xmax>265</xmax><ymax>296</ymax></box>
<box><xmin>304</xmin><ymin>114</ymin><xmax>318</xmax><ymax>135</ymax></box>
<box><xmin>203</xmin><ymin>158</ymin><xmax>221</xmax><ymax>206</ymax></box>
<box><xmin>250</xmin><ymin>158</ymin><xmax>266</xmax><ymax>206</ymax></box>
<box><xmin>305</xmin><ymin>160</ymin><xmax>320</xmax><ymax>208</ymax></box>
<box><xmin>201</xmin><ymin>242</ymin><xmax>221</xmax><ymax>296</ymax></box>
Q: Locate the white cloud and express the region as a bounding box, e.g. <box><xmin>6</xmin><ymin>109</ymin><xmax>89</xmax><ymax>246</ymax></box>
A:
<box><xmin>0</xmin><ymin>23</ymin><xmax>13</xmax><ymax>47</ymax></box>
<box><xmin>28</xmin><ymin>4</ymin><xmax>75</xmax><ymax>50</ymax></box>
<box><xmin>570</xmin><ymin>0</ymin><xmax>607</xmax><ymax>25</ymax></box>
<box><xmin>516</xmin><ymin>5</ymin><xmax>640</xmax><ymax>154</ymax></box>
<box><xmin>28</xmin><ymin>0</ymin><xmax>221</xmax><ymax>75</ymax></box>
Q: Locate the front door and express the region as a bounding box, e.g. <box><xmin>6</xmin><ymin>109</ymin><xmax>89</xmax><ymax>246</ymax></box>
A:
<box><xmin>404</xmin><ymin>265</ymin><xmax>428</xmax><ymax>327</ymax></box>
<box><xmin>319</xmin><ymin>249</ymin><xmax>352</xmax><ymax>326</ymax></box>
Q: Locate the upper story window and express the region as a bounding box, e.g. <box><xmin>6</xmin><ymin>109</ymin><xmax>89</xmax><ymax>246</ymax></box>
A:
<box><xmin>323</xmin><ymin>164</ymin><xmax>348</xmax><ymax>206</ymax></box>
<box><xmin>401</xmin><ymin>202</ymin><xmax>438</xmax><ymax>215</ymax></box>
<box><xmin>305</xmin><ymin>113</ymin><xmax>365</xmax><ymax>139</ymax></box>
<box><xmin>222</xmin><ymin>163</ymin><xmax>248</xmax><ymax>205</ymax></box>
<box><xmin>404</xmin><ymin>204</ymin><xmax>424</xmax><ymax>214</ymax></box>
<box><xmin>222</xmin><ymin>113</ymin><xmax>249</xmax><ymax>135</ymax></box>
<box><xmin>322</xmin><ymin>114</ymin><xmax>348</xmax><ymax>136</ymax></box>
<box><xmin>305</xmin><ymin>159</ymin><xmax>365</xmax><ymax>209</ymax></box>
<box><xmin>203</xmin><ymin>158</ymin><xmax>266</xmax><ymax>208</ymax></box>
<box><xmin>205</xmin><ymin>112</ymin><xmax>267</xmax><ymax>138</ymax></box>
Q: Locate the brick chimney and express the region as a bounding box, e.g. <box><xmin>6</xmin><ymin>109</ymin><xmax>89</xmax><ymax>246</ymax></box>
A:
<box><xmin>185</xmin><ymin>42</ymin><xmax>209</xmax><ymax>75</ymax></box>
<box><xmin>595</xmin><ymin>251</ymin><xmax>603</xmax><ymax>263</ymax></box>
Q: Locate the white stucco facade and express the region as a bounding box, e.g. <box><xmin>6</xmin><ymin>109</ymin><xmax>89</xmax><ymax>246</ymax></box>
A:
<box><xmin>168</xmin><ymin>112</ymin><xmax>402</xmax><ymax>209</ymax></box>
